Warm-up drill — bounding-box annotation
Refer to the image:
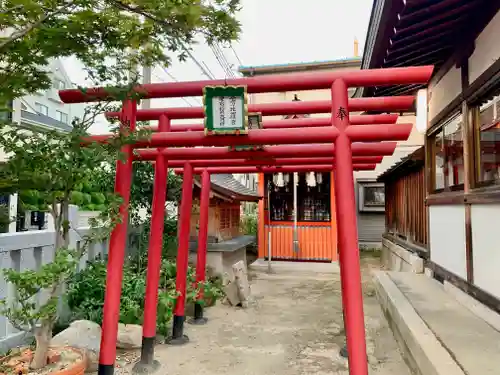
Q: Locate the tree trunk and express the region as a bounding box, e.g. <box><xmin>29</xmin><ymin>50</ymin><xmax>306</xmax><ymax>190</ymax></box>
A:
<box><xmin>31</xmin><ymin>323</ymin><xmax>52</xmax><ymax>369</ymax></box>
<box><xmin>53</xmin><ymin>200</ymin><xmax>70</xmax><ymax>251</ymax></box>
<box><xmin>61</xmin><ymin>199</ymin><xmax>70</xmax><ymax>248</ymax></box>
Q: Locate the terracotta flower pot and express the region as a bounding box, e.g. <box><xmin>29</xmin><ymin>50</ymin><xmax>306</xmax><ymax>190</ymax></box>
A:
<box><xmin>0</xmin><ymin>346</ymin><xmax>86</xmax><ymax>375</ymax></box>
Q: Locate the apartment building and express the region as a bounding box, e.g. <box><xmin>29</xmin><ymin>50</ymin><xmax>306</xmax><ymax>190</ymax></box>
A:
<box><xmin>1</xmin><ymin>58</ymin><xmax>84</xmax><ymax>233</ymax></box>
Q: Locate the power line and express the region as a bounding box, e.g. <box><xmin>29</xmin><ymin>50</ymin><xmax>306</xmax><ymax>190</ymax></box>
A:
<box><xmin>217</xmin><ymin>43</ymin><xmax>235</xmax><ymax>77</ymax></box>
<box><xmin>210</xmin><ymin>42</ymin><xmax>235</xmax><ymax>78</ymax></box>
<box><xmin>162</xmin><ymin>69</ymin><xmax>178</xmax><ymax>82</ymax></box>
<box><xmin>209</xmin><ymin>43</ymin><xmax>227</xmax><ymax>76</ymax></box>
<box><xmin>230</xmin><ymin>45</ymin><xmax>243</xmax><ymax>66</ymax></box>
<box><xmin>153</xmin><ymin>69</ymin><xmax>201</xmax><ymax>107</ymax></box>
<box><xmin>201</xmin><ymin>61</ymin><xmax>216</xmax><ymax>80</ymax></box>
<box><xmin>217</xmin><ymin>43</ymin><xmax>236</xmax><ymax>78</ymax></box>
<box><xmin>180</xmin><ymin>44</ymin><xmax>215</xmax><ymax>80</ymax></box>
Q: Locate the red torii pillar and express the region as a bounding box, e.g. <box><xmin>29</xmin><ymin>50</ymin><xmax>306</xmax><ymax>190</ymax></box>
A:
<box><xmin>98</xmin><ymin>100</ymin><xmax>136</xmax><ymax>375</ymax></box>
<box><xmin>133</xmin><ymin>114</ymin><xmax>170</xmax><ymax>371</ymax></box>
<box><xmin>168</xmin><ymin>161</ymin><xmax>194</xmax><ymax>345</ymax></box>
<box><xmin>189</xmin><ymin>169</ymin><xmax>211</xmax><ymax>325</ymax></box>
<box><xmin>331</xmin><ymin>79</ymin><xmax>367</xmax><ymax>375</ymax></box>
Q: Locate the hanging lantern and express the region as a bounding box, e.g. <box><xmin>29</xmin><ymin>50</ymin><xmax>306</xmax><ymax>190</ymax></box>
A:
<box><xmin>283</xmin><ymin>173</ymin><xmax>290</xmax><ymax>191</ymax></box>
<box><xmin>276</xmin><ymin>172</ymin><xmax>285</xmax><ymax>187</ymax></box>
<box><xmin>306</xmin><ymin>171</ymin><xmax>316</xmax><ymax>187</ymax></box>
<box><xmin>317</xmin><ymin>172</ymin><xmax>323</xmax><ymax>185</ymax></box>
<box><xmin>283</xmin><ymin>173</ymin><xmax>290</xmax><ymax>185</ymax></box>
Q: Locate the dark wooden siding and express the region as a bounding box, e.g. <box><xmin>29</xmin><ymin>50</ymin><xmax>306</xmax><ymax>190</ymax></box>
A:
<box><xmin>384</xmin><ymin>167</ymin><xmax>427</xmax><ymax>247</ymax></box>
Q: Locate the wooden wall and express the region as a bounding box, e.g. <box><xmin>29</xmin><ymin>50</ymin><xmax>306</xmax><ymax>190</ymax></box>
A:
<box><xmin>190</xmin><ymin>199</ymin><xmax>241</xmax><ymax>242</ymax></box>
<box><xmin>384</xmin><ymin>167</ymin><xmax>427</xmax><ymax>247</ymax></box>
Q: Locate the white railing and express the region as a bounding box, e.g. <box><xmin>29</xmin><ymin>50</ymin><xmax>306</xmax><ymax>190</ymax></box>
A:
<box><xmin>0</xmin><ymin>206</ymin><xmax>110</xmax><ymax>351</ymax></box>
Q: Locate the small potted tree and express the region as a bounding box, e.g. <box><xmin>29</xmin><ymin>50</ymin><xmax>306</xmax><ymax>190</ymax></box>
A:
<box><xmin>0</xmin><ymin>99</ymin><xmax>133</xmax><ymax>373</ymax></box>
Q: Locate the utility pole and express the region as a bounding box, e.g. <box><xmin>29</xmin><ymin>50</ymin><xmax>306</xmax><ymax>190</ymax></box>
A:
<box><xmin>142</xmin><ymin>65</ymin><xmax>152</xmax><ymax>109</ymax></box>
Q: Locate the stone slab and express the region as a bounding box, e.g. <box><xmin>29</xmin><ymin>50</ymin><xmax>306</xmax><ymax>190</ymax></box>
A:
<box><xmin>443</xmin><ymin>280</ymin><xmax>500</xmax><ymax>333</ymax></box>
<box><xmin>373</xmin><ymin>271</ymin><xmax>464</xmax><ymax>375</ymax></box>
<box><xmin>189</xmin><ymin>235</ymin><xmax>256</xmax><ymax>253</ymax></box>
<box><xmin>381</xmin><ymin>237</ymin><xmax>424</xmax><ymax>273</ymax></box>
<box><xmin>377</xmin><ymin>270</ymin><xmax>500</xmax><ymax>375</ymax></box>
<box><xmin>250</xmin><ymin>259</ymin><xmax>339</xmax><ymax>275</ymax></box>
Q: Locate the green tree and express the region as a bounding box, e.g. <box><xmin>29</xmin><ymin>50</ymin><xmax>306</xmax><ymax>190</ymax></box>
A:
<box><xmin>130</xmin><ymin>162</ymin><xmax>182</xmax><ymax>218</ymax></box>
<box><xmin>0</xmin><ymin>0</ymin><xmax>240</xmax><ymax>369</ymax></box>
<box><xmin>0</xmin><ymin>203</ymin><xmax>12</xmax><ymax>232</ymax></box>
<box><xmin>0</xmin><ymin>103</ymin><xmax>130</xmax><ymax>369</ymax></box>
<box><xmin>88</xmin><ymin>161</ymin><xmax>182</xmax><ymax>223</ymax></box>
<box><xmin>0</xmin><ymin>0</ymin><xmax>241</xmax><ymax>103</ymax></box>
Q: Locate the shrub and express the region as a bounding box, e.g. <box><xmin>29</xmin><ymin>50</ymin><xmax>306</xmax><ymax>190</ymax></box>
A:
<box><xmin>0</xmin><ymin>204</ymin><xmax>11</xmax><ymax>233</ymax></box>
<box><xmin>66</xmin><ymin>255</ymin><xmax>224</xmax><ymax>337</ymax></box>
<box><xmin>69</xmin><ymin>191</ymin><xmax>84</xmax><ymax>206</ymax></box>
<box><xmin>240</xmin><ymin>212</ymin><xmax>258</xmax><ymax>235</ymax></box>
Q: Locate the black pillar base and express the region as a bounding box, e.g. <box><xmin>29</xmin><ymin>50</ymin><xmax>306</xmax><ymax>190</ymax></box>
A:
<box><xmin>166</xmin><ymin>315</ymin><xmax>189</xmax><ymax>345</ymax></box>
<box><xmin>188</xmin><ymin>316</ymin><xmax>208</xmax><ymax>325</ymax></box>
<box><xmin>188</xmin><ymin>302</ymin><xmax>208</xmax><ymax>325</ymax></box>
<box><xmin>132</xmin><ymin>337</ymin><xmax>160</xmax><ymax>374</ymax></box>
<box><xmin>132</xmin><ymin>359</ymin><xmax>160</xmax><ymax>374</ymax></box>
<box><xmin>166</xmin><ymin>335</ymin><xmax>190</xmax><ymax>345</ymax></box>
<box><xmin>98</xmin><ymin>364</ymin><xmax>115</xmax><ymax>375</ymax></box>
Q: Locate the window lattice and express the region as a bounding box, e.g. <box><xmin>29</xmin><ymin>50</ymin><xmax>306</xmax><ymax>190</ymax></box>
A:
<box><xmin>219</xmin><ymin>208</ymin><xmax>230</xmax><ymax>229</ymax></box>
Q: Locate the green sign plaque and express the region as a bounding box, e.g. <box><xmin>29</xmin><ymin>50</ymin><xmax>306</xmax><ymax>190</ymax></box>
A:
<box><xmin>203</xmin><ymin>85</ymin><xmax>248</xmax><ymax>135</ymax></box>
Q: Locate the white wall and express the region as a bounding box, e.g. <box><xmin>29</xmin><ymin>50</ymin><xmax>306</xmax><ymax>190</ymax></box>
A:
<box><xmin>427</xmin><ymin>10</ymin><xmax>500</xmax><ymax>123</ymax></box>
<box><xmin>471</xmin><ymin>204</ymin><xmax>500</xmax><ymax>300</ymax></box>
<box><xmin>428</xmin><ymin>65</ymin><xmax>461</xmax><ymax>122</ymax></box>
<box><xmin>17</xmin><ymin>58</ymin><xmax>84</xmax><ymax>129</ymax></box>
<box><xmin>429</xmin><ymin>205</ymin><xmax>467</xmax><ymax>279</ymax></box>
<box><xmin>469</xmin><ymin>10</ymin><xmax>500</xmax><ymax>83</ymax></box>
<box><xmin>0</xmin><ymin>206</ymin><xmax>110</xmax><ymax>350</ymax></box>
<box><xmin>355</xmin><ymin>114</ymin><xmax>423</xmax><ymax>181</ymax></box>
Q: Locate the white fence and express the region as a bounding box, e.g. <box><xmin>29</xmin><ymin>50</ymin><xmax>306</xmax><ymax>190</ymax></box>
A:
<box><xmin>0</xmin><ymin>206</ymin><xmax>110</xmax><ymax>351</ymax></box>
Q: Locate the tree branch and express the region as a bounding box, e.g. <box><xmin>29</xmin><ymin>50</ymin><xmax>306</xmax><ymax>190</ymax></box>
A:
<box><xmin>2</xmin><ymin>4</ymin><xmax>24</xmax><ymax>13</ymax></box>
<box><xmin>106</xmin><ymin>0</ymin><xmax>174</xmax><ymax>30</ymax></box>
<box><xmin>0</xmin><ymin>1</ymin><xmax>75</xmax><ymax>49</ymax></box>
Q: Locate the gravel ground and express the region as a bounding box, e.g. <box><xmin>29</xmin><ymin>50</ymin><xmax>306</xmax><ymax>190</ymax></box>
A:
<box><xmin>112</xmin><ymin>256</ymin><xmax>410</xmax><ymax>375</ymax></box>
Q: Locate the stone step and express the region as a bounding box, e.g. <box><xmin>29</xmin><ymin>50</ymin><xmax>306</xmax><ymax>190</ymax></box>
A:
<box><xmin>374</xmin><ymin>270</ymin><xmax>500</xmax><ymax>375</ymax></box>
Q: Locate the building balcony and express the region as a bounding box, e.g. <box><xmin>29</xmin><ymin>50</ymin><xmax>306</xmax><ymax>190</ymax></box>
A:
<box><xmin>20</xmin><ymin>110</ymin><xmax>72</xmax><ymax>132</ymax></box>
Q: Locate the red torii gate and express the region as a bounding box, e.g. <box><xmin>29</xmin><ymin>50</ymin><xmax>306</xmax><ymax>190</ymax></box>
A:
<box><xmin>126</xmin><ymin>114</ymin><xmax>399</xmax><ymax>132</ymax></box>
<box><xmin>104</xmin><ymin>98</ymin><xmax>412</xmax><ymax>120</ymax></box>
<box><xmin>59</xmin><ymin>65</ymin><xmax>433</xmax><ymax>375</ymax></box>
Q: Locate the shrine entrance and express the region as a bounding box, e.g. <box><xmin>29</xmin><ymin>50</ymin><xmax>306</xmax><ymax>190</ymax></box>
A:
<box><xmin>262</xmin><ymin>171</ymin><xmax>337</xmax><ymax>262</ymax></box>
<box><xmin>59</xmin><ymin>65</ymin><xmax>433</xmax><ymax>375</ymax></box>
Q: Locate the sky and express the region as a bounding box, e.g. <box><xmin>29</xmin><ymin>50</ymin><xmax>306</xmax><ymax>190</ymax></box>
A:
<box><xmin>63</xmin><ymin>0</ymin><xmax>374</xmax><ymax>133</ymax></box>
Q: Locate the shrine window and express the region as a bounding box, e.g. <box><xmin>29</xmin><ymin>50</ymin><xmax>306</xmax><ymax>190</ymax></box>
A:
<box><xmin>219</xmin><ymin>207</ymin><xmax>230</xmax><ymax>229</ymax></box>
<box><xmin>265</xmin><ymin>172</ymin><xmax>331</xmax><ymax>222</ymax></box>
<box><xmin>429</xmin><ymin>111</ymin><xmax>465</xmax><ymax>192</ymax></box>
<box><xmin>265</xmin><ymin>173</ymin><xmax>293</xmax><ymax>221</ymax></box>
<box><xmin>297</xmin><ymin>172</ymin><xmax>331</xmax><ymax>222</ymax></box>
<box><xmin>473</xmin><ymin>90</ymin><xmax>500</xmax><ymax>187</ymax></box>
<box><xmin>231</xmin><ymin>206</ymin><xmax>240</xmax><ymax>228</ymax></box>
